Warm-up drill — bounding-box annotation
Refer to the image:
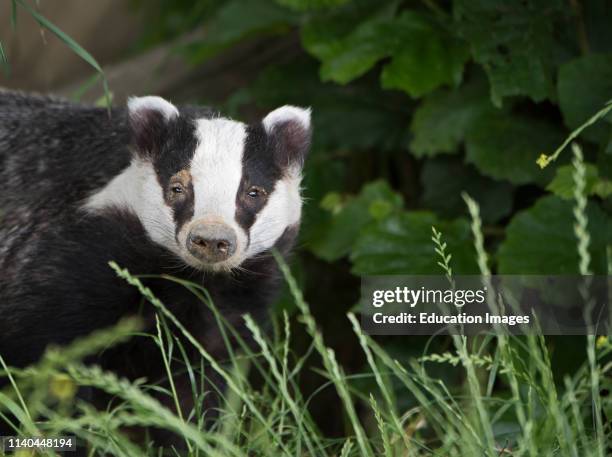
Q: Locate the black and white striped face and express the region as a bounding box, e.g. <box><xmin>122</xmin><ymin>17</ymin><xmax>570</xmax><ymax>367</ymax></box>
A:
<box><xmin>85</xmin><ymin>96</ymin><xmax>310</xmax><ymax>272</ymax></box>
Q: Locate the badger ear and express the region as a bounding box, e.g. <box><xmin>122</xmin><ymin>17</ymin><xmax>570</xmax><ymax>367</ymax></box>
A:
<box><xmin>263</xmin><ymin>105</ymin><xmax>311</xmax><ymax>171</ymax></box>
<box><xmin>127</xmin><ymin>96</ymin><xmax>179</xmax><ymax>157</ymax></box>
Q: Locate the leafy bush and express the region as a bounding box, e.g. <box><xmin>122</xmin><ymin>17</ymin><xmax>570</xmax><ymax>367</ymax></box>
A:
<box><xmin>137</xmin><ymin>0</ymin><xmax>612</xmax><ymax>277</ymax></box>
<box><xmin>135</xmin><ymin>2</ymin><xmax>612</xmax><ymax>453</ymax></box>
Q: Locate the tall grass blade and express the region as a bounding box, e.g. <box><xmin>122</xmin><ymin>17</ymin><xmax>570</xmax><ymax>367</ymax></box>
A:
<box><xmin>273</xmin><ymin>251</ymin><xmax>375</xmax><ymax>457</ymax></box>
<box><xmin>572</xmin><ymin>143</ymin><xmax>605</xmax><ymax>457</ymax></box>
<box><xmin>244</xmin><ymin>314</ymin><xmax>321</xmax><ymax>456</ymax></box>
<box><xmin>11</xmin><ymin>0</ymin><xmax>18</xmax><ymax>28</ymax></box>
<box><xmin>109</xmin><ymin>261</ymin><xmax>293</xmax><ymax>456</ymax></box>
<box><xmin>0</xmin><ymin>41</ymin><xmax>9</xmax><ymax>77</ymax></box>
<box><xmin>348</xmin><ymin>313</ymin><xmax>412</xmax><ymax>452</ymax></box>
<box><xmin>15</xmin><ymin>0</ymin><xmax>111</xmax><ymax>105</ymax></box>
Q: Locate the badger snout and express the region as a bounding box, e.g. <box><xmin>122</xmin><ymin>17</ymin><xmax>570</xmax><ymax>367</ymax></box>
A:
<box><xmin>186</xmin><ymin>221</ymin><xmax>237</xmax><ymax>263</ymax></box>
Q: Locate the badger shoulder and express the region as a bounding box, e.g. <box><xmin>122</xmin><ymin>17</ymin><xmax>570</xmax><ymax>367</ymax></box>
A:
<box><xmin>0</xmin><ymin>88</ymin><xmax>72</xmax><ymax>109</ymax></box>
<box><xmin>0</xmin><ymin>93</ymin><xmax>131</xmax><ymax>215</ymax></box>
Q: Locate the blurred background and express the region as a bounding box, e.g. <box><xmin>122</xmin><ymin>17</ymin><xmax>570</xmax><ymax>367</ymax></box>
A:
<box><xmin>2</xmin><ymin>0</ymin><xmax>612</xmax><ymax>438</ymax></box>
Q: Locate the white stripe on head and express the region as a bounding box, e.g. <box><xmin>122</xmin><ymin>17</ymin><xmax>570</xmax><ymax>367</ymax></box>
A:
<box><xmin>187</xmin><ymin>118</ymin><xmax>248</xmax><ymax>252</ymax></box>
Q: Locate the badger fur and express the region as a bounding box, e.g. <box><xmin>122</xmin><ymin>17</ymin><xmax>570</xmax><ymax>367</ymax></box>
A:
<box><xmin>0</xmin><ymin>90</ymin><xmax>310</xmax><ymax>422</ymax></box>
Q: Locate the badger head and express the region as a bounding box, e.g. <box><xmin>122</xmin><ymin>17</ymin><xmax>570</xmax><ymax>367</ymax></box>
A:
<box><xmin>85</xmin><ymin>96</ymin><xmax>310</xmax><ymax>272</ymax></box>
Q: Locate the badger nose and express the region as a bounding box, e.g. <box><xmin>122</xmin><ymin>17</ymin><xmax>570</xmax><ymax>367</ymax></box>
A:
<box><xmin>186</xmin><ymin>222</ymin><xmax>237</xmax><ymax>263</ymax></box>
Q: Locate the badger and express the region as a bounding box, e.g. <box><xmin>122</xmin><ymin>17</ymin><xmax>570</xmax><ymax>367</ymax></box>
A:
<box><xmin>0</xmin><ymin>90</ymin><xmax>310</xmax><ymax>424</ymax></box>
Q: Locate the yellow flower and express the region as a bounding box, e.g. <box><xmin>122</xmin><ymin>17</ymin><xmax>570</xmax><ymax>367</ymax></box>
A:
<box><xmin>595</xmin><ymin>335</ymin><xmax>608</xmax><ymax>349</ymax></box>
<box><xmin>536</xmin><ymin>153</ymin><xmax>550</xmax><ymax>169</ymax></box>
<box><xmin>49</xmin><ymin>373</ymin><xmax>77</xmax><ymax>401</ymax></box>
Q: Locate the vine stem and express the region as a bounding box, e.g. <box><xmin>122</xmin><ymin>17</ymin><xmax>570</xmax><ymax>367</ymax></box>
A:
<box><xmin>537</xmin><ymin>100</ymin><xmax>612</xmax><ymax>169</ymax></box>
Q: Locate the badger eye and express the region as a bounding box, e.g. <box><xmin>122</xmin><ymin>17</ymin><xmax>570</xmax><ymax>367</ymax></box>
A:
<box><xmin>170</xmin><ymin>184</ymin><xmax>184</xmax><ymax>194</ymax></box>
<box><xmin>247</xmin><ymin>186</ymin><xmax>265</xmax><ymax>198</ymax></box>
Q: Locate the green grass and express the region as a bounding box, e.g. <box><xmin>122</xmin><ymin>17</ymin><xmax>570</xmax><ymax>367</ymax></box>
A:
<box><xmin>0</xmin><ymin>145</ymin><xmax>610</xmax><ymax>455</ymax></box>
<box><xmin>5</xmin><ymin>1</ymin><xmax>112</xmax><ymax>109</ymax></box>
<box><xmin>0</xmin><ymin>197</ymin><xmax>610</xmax><ymax>456</ymax></box>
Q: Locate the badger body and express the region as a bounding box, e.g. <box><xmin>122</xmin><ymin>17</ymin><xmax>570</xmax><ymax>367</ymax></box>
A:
<box><xmin>0</xmin><ymin>90</ymin><xmax>310</xmax><ymax>403</ymax></box>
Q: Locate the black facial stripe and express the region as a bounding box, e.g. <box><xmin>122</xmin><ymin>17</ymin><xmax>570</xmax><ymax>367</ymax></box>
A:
<box><xmin>143</xmin><ymin>114</ymin><xmax>199</xmax><ymax>234</ymax></box>
<box><xmin>153</xmin><ymin>116</ymin><xmax>198</xmax><ymax>185</ymax></box>
<box><xmin>172</xmin><ymin>180</ymin><xmax>195</xmax><ymax>235</ymax></box>
<box><xmin>235</xmin><ymin>125</ymin><xmax>282</xmax><ymax>233</ymax></box>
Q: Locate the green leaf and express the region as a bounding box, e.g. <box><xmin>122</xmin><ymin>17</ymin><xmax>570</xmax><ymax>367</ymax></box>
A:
<box><xmin>582</xmin><ymin>0</ymin><xmax>612</xmax><ymax>54</ymax></box>
<box><xmin>421</xmin><ymin>157</ymin><xmax>513</xmax><ymax>223</ymax></box>
<box><xmin>185</xmin><ymin>0</ymin><xmax>299</xmax><ymax>63</ymax></box>
<box><xmin>307</xmin><ymin>181</ymin><xmax>403</xmax><ymax>262</ymax></box>
<box><xmin>558</xmin><ymin>54</ymin><xmax>612</xmax><ymax>144</ymax></box>
<box><xmin>276</xmin><ymin>0</ymin><xmax>350</xmax><ymax>11</ymax></box>
<box><xmin>320</xmin><ymin>192</ymin><xmax>343</xmax><ymax>213</ymax></box>
<box><xmin>454</xmin><ymin>0</ymin><xmax>565</xmax><ymax>106</ymax></box>
<box><xmin>592</xmin><ymin>180</ymin><xmax>612</xmax><ymax>198</ymax></box>
<box><xmin>317</xmin><ymin>21</ymin><xmax>389</xmax><ymax>84</ymax></box>
<box><xmin>300</xmin><ymin>159</ymin><xmax>348</xmax><ymax>257</ymax></box>
<box><xmin>546</xmin><ymin>163</ymin><xmax>601</xmax><ymax>200</ymax></box>
<box><xmin>465</xmin><ymin>112</ymin><xmax>564</xmax><ymax>185</ymax></box>
<box><xmin>409</xmin><ymin>76</ymin><xmax>495</xmax><ymax>157</ymax></box>
<box><xmin>350</xmin><ymin>212</ymin><xmax>478</xmax><ymax>275</ymax></box>
<box><xmin>380</xmin><ymin>12</ymin><xmax>470</xmax><ymax>98</ymax></box>
<box><xmin>497</xmin><ymin>195</ymin><xmax>611</xmax><ymax>274</ymax></box>
<box><xmin>368</xmin><ymin>199</ymin><xmax>394</xmax><ymax>220</ymax></box>
<box><xmin>236</xmin><ymin>58</ymin><xmax>412</xmax><ymax>152</ymax></box>
<box><xmin>301</xmin><ymin>2</ymin><xmax>399</xmax><ymax>84</ymax></box>
<box><xmin>303</xmin><ymin>7</ymin><xmax>469</xmax><ymax>97</ymax></box>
